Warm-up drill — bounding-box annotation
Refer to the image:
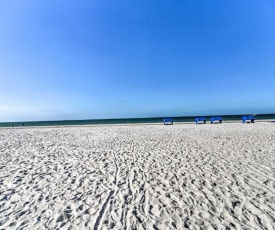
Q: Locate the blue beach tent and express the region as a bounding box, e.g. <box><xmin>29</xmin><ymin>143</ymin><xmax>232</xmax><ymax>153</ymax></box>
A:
<box><xmin>195</xmin><ymin>117</ymin><xmax>206</xmax><ymax>124</ymax></box>
<box><xmin>210</xmin><ymin>117</ymin><xmax>222</xmax><ymax>124</ymax></box>
<box><xmin>242</xmin><ymin>116</ymin><xmax>255</xmax><ymax>123</ymax></box>
<box><xmin>163</xmin><ymin>118</ymin><xmax>173</xmax><ymax>125</ymax></box>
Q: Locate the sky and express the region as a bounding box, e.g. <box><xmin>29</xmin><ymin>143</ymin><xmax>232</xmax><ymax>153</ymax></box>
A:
<box><xmin>0</xmin><ymin>0</ymin><xmax>275</xmax><ymax>122</ymax></box>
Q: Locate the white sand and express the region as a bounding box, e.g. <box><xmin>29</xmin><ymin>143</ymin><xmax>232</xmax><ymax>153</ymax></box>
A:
<box><xmin>0</xmin><ymin>123</ymin><xmax>275</xmax><ymax>229</ymax></box>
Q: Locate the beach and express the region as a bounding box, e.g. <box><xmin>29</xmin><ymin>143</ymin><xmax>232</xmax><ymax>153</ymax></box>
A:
<box><xmin>0</xmin><ymin>123</ymin><xmax>275</xmax><ymax>229</ymax></box>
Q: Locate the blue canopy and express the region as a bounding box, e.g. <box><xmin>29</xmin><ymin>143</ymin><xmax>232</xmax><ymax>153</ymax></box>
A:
<box><xmin>242</xmin><ymin>116</ymin><xmax>255</xmax><ymax>122</ymax></box>
<box><xmin>163</xmin><ymin>118</ymin><xmax>173</xmax><ymax>125</ymax></box>
<box><xmin>195</xmin><ymin>117</ymin><xmax>206</xmax><ymax>124</ymax></box>
<box><xmin>163</xmin><ymin>118</ymin><xmax>173</xmax><ymax>122</ymax></box>
<box><xmin>210</xmin><ymin>117</ymin><xmax>222</xmax><ymax>123</ymax></box>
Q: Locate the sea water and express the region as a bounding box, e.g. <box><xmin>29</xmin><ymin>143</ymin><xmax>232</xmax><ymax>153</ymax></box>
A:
<box><xmin>1</xmin><ymin>114</ymin><xmax>275</xmax><ymax>128</ymax></box>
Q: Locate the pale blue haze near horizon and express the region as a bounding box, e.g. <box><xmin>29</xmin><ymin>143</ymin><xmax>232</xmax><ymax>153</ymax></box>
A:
<box><xmin>0</xmin><ymin>0</ymin><xmax>275</xmax><ymax>122</ymax></box>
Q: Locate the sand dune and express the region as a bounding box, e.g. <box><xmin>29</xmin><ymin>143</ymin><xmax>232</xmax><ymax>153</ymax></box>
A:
<box><xmin>1</xmin><ymin>123</ymin><xmax>275</xmax><ymax>229</ymax></box>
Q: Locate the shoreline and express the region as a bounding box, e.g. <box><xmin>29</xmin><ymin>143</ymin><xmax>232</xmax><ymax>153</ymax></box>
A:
<box><xmin>0</xmin><ymin>119</ymin><xmax>274</xmax><ymax>129</ymax></box>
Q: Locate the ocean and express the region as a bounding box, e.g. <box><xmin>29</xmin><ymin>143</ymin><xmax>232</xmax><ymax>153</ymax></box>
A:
<box><xmin>1</xmin><ymin>114</ymin><xmax>275</xmax><ymax>128</ymax></box>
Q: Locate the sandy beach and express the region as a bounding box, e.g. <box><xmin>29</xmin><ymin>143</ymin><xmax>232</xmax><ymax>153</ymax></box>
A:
<box><xmin>0</xmin><ymin>123</ymin><xmax>275</xmax><ymax>229</ymax></box>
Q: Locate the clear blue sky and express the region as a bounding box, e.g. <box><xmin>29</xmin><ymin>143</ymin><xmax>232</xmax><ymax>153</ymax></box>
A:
<box><xmin>1</xmin><ymin>1</ymin><xmax>275</xmax><ymax>122</ymax></box>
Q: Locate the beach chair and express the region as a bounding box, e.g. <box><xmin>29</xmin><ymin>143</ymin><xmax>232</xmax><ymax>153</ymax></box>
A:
<box><xmin>210</xmin><ymin>117</ymin><xmax>222</xmax><ymax>124</ymax></box>
<box><xmin>242</xmin><ymin>116</ymin><xmax>255</xmax><ymax>123</ymax></box>
<box><xmin>163</xmin><ymin>118</ymin><xmax>173</xmax><ymax>125</ymax></box>
<box><xmin>195</xmin><ymin>117</ymin><xmax>206</xmax><ymax>124</ymax></box>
